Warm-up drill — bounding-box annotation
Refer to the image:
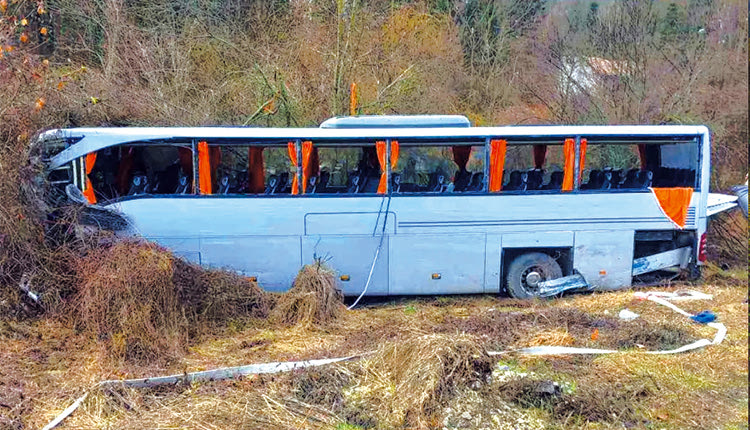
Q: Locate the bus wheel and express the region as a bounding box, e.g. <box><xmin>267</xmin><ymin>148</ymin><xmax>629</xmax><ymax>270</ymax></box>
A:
<box><xmin>506</xmin><ymin>252</ymin><xmax>563</xmax><ymax>299</ymax></box>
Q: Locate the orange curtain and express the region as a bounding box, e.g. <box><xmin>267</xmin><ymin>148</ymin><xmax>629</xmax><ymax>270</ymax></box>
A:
<box><xmin>116</xmin><ymin>146</ymin><xmax>134</xmax><ymax>195</ymax></box>
<box><xmin>562</xmin><ymin>138</ymin><xmax>588</xmax><ymax>191</ymax></box>
<box><xmin>198</xmin><ymin>140</ymin><xmax>213</xmax><ymax>195</ymax></box>
<box><xmin>452</xmin><ymin>146</ymin><xmax>471</xmax><ymax>171</ymax></box>
<box><xmin>178</xmin><ymin>147</ymin><xmax>193</xmax><ymax>176</ymax></box>
<box><xmin>580</xmin><ymin>138</ymin><xmax>587</xmax><ymax>179</ymax></box>
<box><xmin>533</xmin><ymin>144</ymin><xmax>547</xmax><ymax>169</ymax></box>
<box><xmin>376</xmin><ymin>141</ymin><xmax>387</xmax><ymax>194</ymax></box>
<box><xmin>637</xmin><ymin>144</ymin><xmax>647</xmax><ymax>170</ymax></box>
<box><xmin>247</xmin><ymin>147</ymin><xmax>265</xmax><ymax>194</ymax></box>
<box><xmin>489</xmin><ymin>139</ymin><xmax>507</xmax><ymax>192</ymax></box>
<box><xmin>301</xmin><ymin>141</ymin><xmax>313</xmax><ymax>193</ymax></box>
<box><xmin>391</xmin><ymin>140</ymin><xmax>399</xmax><ymax>170</ymax></box>
<box><xmin>287</xmin><ymin>141</ymin><xmax>299</xmax><ymax>194</ymax></box>
<box><xmin>374</xmin><ymin>140</ymin><xmax>399</xmax><ymax>194</ymax></box>
<box><xmin>83</xmin><ymin>152</ymin><xmax>97</xmax><ymax>204</ymax></box>
<box><xmin>306</xmin><ymin>146</ymin><xmax>320</xmax><ymax>180</ymax></box>
<box><xmin>562</xmin><ymin>138</ymin><xmax>575</xmax><ymax>191</ymax></box>
<box><xmin>652</xmin><ymin>187</ymin><xmax>694</xmax><ymax>228</ymax></box>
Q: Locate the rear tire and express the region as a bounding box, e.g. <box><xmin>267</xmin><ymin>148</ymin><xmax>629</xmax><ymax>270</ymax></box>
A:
<box><xmin>506</xmin><ymin>252</ymin><xmax>563</xmax><ymax>299</ymax></box>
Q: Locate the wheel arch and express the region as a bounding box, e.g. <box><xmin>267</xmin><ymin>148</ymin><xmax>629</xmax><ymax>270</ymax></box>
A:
<box><xmin>500</xmin><ymin>247</ymin><xmax>573</xmax><ymax>295</ymax></box>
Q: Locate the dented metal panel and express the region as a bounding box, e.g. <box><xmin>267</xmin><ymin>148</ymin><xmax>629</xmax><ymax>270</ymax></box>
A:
<box><xmin>574</xmin><ymin>230</ymin><xmax>635</xmax><ymax>290</ymax></box>
<box><xmin>632</xmin><ymin>247</ymin><xmax>691</xmax><ymax>276</ymax></box>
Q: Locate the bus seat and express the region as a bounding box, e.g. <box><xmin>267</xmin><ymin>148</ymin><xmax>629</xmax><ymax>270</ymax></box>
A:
<box><xmin>318</xmin><ymin>170</ymin><xmax>331</xmax><ymax>192</ymax></box>
<box><xmin>218</xmin><ymin>175</ymin><xmax>231</xmax><ymax>194</ymax></box>
<box><xmin>637</xmin><ymin>170</ymin><xmax>653</xmax><ymax>188</ymax></box>
<box><xmin>621</xmin><ymin>169</ymin><xmax>639</xmax><ymax>188</ymax></box>
<box><xmin>505</xmin><ymin>170</ymin><xmax>527</xmax><ymax>191</ymax></box>
<box><xmin>542</xmin><ymin>171</ymin><xmax>563</xmax><ymax>190</ymax></box>
<box><xmin>265</xmin><ymin>175</ymin><xmax>279</xmax><ymax>194</ymax></box>
<box><xmin>175</xmin><ymin>175</ymin><xmax>191</xmax><ymax>194</ymax></box>
<box><xmin>467</xmin><ymin>172</ymin><xmax>483</xmax><ymax>191</ymax></box>
<box><xmin>360</xmin><ymin>174</ymin><xmax>380</xmax><ymax>193</ymax></box>
<box><xmin>582</xmin><ymin>169</ymin><xmax>601</xmax><ymax>190</ymax></box>
<box><xmin>653</xmin><ymin>168</ymin><xmax>666</xmax><ymax>187</ymax></box>
<box><xmin>425</xmin><ymin>172</ymin><xmax>440</xmax><ymax>192</ymax></box>
<box><xmin>425</xmin><ymin>172</ymin><xmax>446</xmax><ymax>192</ymax></box>
<box><xmin>526</xmin><ymin>169</ymin><xmax>544</xmax><ymax>190</ymax></box>
<box><xmin>609</xmin><ymin>169</ymin><xmax>623</xmax><ymax>187</ymax></box>
<box><xmin>150</xmin><ymin>163</ymin><xmax>179</xmax><ymax>194</ymax></box>
<box><xmin>307</xmin><ymin>176</ymin><xmax>318</xmax><ymax>194</ymax></box>
<box><xmin>453</xmin><ymin>170</ymin><xmax>471</xmax><ymax>192</ymax></box>
<box><xmin>676</xmin><ymin>169</ymin><xmax>690</xmax><ymax>187</ymax></box>
<box><xmin>391</xmin><ymin>173</ymin><xmax>401</xmax><ymax>193</ymax></box>
<box><xmin>277</xmin><ymin>172</ymin><xmax>290</xmax><ymax>193</ymax></box>
<box><xmin>128</xmin><ymin>174</ymin><xmax>149</xmax><ymax>195</ymax></box>
<box><xmin>347</xmin><ymin>174</ymin><xmax>362</xmax><ymax>194</ymax></box>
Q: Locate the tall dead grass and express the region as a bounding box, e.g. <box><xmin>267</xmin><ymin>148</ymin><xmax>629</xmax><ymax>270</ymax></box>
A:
<box><xmin>271</xmin><ymin>263</ymin><xmax>344</xmax><ymax>327</ymax></box>
<box><xmin>351</xmin><ymin>331</ymin><xmax>492</xmax><ymax>428</ymax></box>
<box><xmin>74</xmin><ymin>241</ymin><xmax>271</xmax><ymax>362</ymax></box>
<box><xmin>706</xmin><ymin>209</ymin><xmax>748</xmax><ymax>268</ymax></box>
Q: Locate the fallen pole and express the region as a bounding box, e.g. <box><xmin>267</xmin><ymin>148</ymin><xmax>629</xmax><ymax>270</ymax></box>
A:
<box><xmin>43</xmin><ymin>355</ymin><xmax>359</xmax><ymax>430</ymax></box>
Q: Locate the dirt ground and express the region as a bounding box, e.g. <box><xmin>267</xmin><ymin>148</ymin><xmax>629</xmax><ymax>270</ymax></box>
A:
<box><xmin>1</xmin><ymin>279</ymin><xmax>747</xmax><ymax>429</ymax></box>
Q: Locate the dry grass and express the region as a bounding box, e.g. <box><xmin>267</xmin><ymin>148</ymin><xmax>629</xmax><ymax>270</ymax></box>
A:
<box><xmin>348</xmin><ymin>331</ymin><xmax>492</xmax><ymax>428</ymax></box>
<box><xmin>74</xmin><ymin>241</ymin><xmax>189</xmax><ymax>362</ymax></box>
<box><xmin>527</xmin><ymin>329</ymin><xmax>576</xmax><ymax>347</ymax></box>
<box><xmin>173</xmin><ymin>258</ymin><xmax>273</xmax><ymax>328</ymax></box>
<box><xmin>74</xmin><ymin>241</ymin><xmax>271</xmax><ymax>363</ymax></box>
<box><xmin>271</xmin><ymin>263</ymin><xmax>344</xmax><ymax>327</ymax></box>
<box><xmin>4</xmin><ymin>282</ymin><xmax>745</xmax><ymax>429</ymax></box>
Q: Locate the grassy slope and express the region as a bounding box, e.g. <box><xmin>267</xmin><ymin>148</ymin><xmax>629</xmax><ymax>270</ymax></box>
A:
<box><xmin>2</xmin><ymin>280</ymin><xmax>746</xmax><ymax>429</ymax></box>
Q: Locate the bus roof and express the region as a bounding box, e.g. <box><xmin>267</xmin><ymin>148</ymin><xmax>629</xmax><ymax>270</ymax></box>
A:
<box><xmin>319</xmin><ymin>115</ymin><xmax>472</xmax><ymax>128</ymax></box>
<box><xmin>42</xmin><ymin>122</ymin><xmax>709</xmax><ymax>170</ymax></box>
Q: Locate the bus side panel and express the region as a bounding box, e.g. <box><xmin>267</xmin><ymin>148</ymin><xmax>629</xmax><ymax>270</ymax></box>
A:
<box><xmin>574</xmin><ymin>230</ymin><xmax>635</xmax><ymax>290</ymax></box>
<box><xmin>200</xmin><ymin>235</ymin><xmax>300</xmax><ymax>292</ymax></box>
<box><xmin>301</xmin><ymin>235</ymin><xmax>389</xmax><ymax>296</ymax></box>
<box><xmin>390</xmin><ymin>234</ymin><xmax>486</xmax><ymax>295</ymax></box>
<box><xmin>152</xmin><ymin>237</ymin><xmax>201</xmax><ymax>264</ymax></box>
<box><xmin>483</xmin><ymin>234</ymin><xmax>502</xmax><ymax>294</ymax></box>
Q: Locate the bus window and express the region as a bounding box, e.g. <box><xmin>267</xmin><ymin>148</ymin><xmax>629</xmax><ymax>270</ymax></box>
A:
<box><xmin>316</xmin><ymin>146</ymin><xmax>361</xmax><ymax>194</ymax></box>
<box><xmin>503</xmin><ymin>143</ymin><xmax>565</xmax><ymax>191</ymax></box>
<box><xmin>653</xmin><ymin>141</ymin><xmax>699</xmax><ymax>188</ymax></box>
<box><xmin>86</xmin><ymin>144</ymin><xmax>194</xmax><ymax>200</ymax></box>
<box><xmin>206</xmin><ymin>145</ymin><xmax>296</xmax><ymax>195</ymax></box>
<box><xmin>581</xmin><ymin>144</ymin><xmax>641</xmax><ymax>190</ymax></box>
<box><xmin>263</xmin><ymin>146</ymin><xmax>296</xmax><ymax>194</ymax></box>
<box><xmin>392</xmin><ymin>144</ymin><xmax>484</xmax><ymax>193</ymax></box>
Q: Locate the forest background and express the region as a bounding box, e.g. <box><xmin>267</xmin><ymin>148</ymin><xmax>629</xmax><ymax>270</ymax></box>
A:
<box><xmin>1</xmin><ymin>0</ymin><xmax>748</xmax><ymax>300</ymax></box>
<box><xmin>0</xmin><ymin>2</ymin><xmax>748</xmax><ymax>428</ymax></box>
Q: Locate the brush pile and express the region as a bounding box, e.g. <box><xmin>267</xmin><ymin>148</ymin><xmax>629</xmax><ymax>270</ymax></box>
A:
<box><xmin>74</xmin><ymin>241</ymin><xmax>271</xmax><ymax>362</ymax></box>
<box><xmin>271</xmin><ymin>263</ymin><xmax>344</xmax><ymax>327</ymax></box>
<box><xmin>349</xmin><ymin>331</ymin><xmax>492</xmax><ymax>427</ymax></box>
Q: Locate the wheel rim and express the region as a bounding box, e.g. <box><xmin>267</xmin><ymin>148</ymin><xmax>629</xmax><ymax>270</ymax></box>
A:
<box><xmin>521</xmin><ymin>267</ymin><xmax>546</xmax><ymax>293</ymax></box>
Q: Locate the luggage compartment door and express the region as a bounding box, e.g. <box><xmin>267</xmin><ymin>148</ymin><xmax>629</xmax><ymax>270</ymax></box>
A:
<box><xmin>390</xmin><ymin>234</ymin><xmax>486</xmax><ymax>295</ymax></box>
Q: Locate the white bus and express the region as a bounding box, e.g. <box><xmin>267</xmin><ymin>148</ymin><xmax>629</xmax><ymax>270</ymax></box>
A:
<box><xmin>40</xmin><ymin>115</ymin><xmax>738</xmax><ymax>298</ymax></box>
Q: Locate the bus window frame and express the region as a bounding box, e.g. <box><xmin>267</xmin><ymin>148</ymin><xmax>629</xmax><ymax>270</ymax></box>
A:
<box><xmin>94</xmin><ymin>133</ymin><xmax>704</xmax><ymax>201</ymax></box>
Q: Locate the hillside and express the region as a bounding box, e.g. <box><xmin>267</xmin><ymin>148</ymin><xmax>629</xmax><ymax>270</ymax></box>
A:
<box><xmin>0</xmin><ymin>1</ymin><xmax>748</xmax><ymax>429</ymax></box>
